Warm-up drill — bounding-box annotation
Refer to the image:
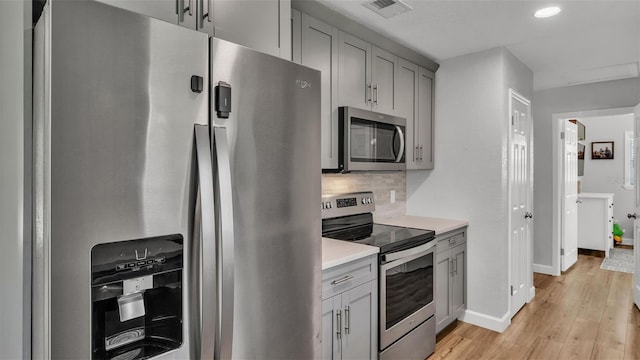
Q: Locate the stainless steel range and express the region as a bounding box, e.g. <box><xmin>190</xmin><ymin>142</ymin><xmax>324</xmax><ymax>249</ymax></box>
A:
<box><xmin>321</xmin><ymin>192</ymin><xmax>436</xmax><ymax>360</ymax></box>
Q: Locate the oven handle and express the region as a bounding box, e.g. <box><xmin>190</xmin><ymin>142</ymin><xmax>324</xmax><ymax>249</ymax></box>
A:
<box><xmin>382</xmin><ymin>240</ymin><xmax>435</xmax><ymax>264</ymax></box>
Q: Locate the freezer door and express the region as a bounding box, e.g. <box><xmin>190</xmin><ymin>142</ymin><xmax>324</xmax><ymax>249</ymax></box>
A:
<box><xmin>32</xmin><ymin>2</ymin><xmax>208</xmax><ymax>359</ymax></box>
<box><xmin>209</xmin><ymin>38</ymin><xmax>322</xmax><ymax>359</ymax></box>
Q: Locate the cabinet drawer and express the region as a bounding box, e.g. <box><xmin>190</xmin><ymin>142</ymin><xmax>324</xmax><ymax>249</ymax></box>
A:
<box><xmin>322</xmin><ymin>255</ymin><xmax>377</xmax><ymax>300</ymax></box>
<box><xmin>436</xmin><ymin>230</ymin><xmax>466</xmax><ymax>254</ymax></box>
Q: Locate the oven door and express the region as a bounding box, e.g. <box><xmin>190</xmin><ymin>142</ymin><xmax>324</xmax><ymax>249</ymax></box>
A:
<box><xmin>379</xmin><ymin>241</ymin><xmax>435</xmax><ymax>350</ymax></box>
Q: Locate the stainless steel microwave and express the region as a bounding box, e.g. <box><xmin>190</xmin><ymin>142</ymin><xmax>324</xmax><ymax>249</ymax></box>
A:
<box><xmin>338</xmin><ymin>106</ymin><xmax>406</xmax><ymax>172</ymax></box>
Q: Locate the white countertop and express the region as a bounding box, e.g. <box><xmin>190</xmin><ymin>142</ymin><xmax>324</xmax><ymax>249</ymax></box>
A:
<box><xmin>375</xmin><ymin>215</ymin><xmax>469</xmax><ymax>235</ymax></box>
<box><xmin>322</xmin><ymin>238</ymin><xmax>379</xmax><ymax>270</ymax></box>
<box><xmin>578</xmin><ymin>192</ymin><xmax>614</xmax><ymax>199</ymax></box>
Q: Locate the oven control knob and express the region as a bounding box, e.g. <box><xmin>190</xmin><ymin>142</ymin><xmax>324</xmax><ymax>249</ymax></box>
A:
<box><xmin>361</xmin><ymin>198</ymin><xmax>366</xmax><ymax>205</ymax></box>
<box><xmin>321</xmin><ymin>203</ymin><xmax>325</xmax><ymax>210</ymax></box>
<box><xmin>326</xmin><ymin>202</ymin><xmax>332</xmax><ymax>209</ymax></box>
<box><xmin>367</xmin><ymin>198</ymin><xmax>372</xmax><ymax>204</ymax></box>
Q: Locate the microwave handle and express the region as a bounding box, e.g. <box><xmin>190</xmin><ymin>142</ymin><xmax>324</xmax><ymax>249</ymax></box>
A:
<box><xmin>394</xmin><ymin>125</ymin><xmax>405</xmax><ymax>163</ymax></box>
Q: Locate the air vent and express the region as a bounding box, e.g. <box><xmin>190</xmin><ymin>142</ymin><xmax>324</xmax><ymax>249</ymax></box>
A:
<box><xmin>363</xmin><ymin>0</ymin><xmax>412</xmax><ymax>18</ymax></box>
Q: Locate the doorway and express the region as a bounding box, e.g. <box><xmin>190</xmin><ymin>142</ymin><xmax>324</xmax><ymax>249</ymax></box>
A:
<box><xmin>551</xmin><ymin>107</ymin><xmax>636</xmax><ymax>276</ymax></box>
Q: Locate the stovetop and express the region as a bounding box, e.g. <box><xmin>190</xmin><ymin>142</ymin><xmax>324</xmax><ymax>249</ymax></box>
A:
<box><xmin>322</xmin><ymin>212</ymin><xmax>435</xmax><ymax>255</ymax></box>
<box><xmin>321</xmin><ymin>191</ymin><xmax>436</xmax><ymax>254</ymax></box>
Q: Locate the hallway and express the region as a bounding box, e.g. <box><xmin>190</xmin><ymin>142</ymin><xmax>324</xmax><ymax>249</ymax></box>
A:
<box><xmin>431</xmin><ymin>254</ymin><xmax>640</xmax><ymax>359</ymax></box>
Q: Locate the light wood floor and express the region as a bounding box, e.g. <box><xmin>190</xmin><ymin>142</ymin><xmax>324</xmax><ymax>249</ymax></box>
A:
<box><xmin>429</xmin><ymin>254</ymin><xmax>640</xmax><ymax>359</ymax></box>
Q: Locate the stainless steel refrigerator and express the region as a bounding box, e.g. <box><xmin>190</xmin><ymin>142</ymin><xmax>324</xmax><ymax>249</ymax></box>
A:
<box><xmin>32</xmin><ymin>1</ymin><xmax>321</xmax><ymax>359</ymax></box>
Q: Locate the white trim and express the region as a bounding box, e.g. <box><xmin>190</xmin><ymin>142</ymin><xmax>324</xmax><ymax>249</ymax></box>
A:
<box><xmin>507</xmin><ymin>89</ymin><xmax>533</xmax><ymax>320</ymax></box>
<box><xmin>552</xmin><ymin>107</ymin><xmax>635</xmax><ymax>280</ymax></box>
<box><xmin>528</xmin><ymin>286</ymin><xmax>536</xmax><ymax>302</ymax></box>
<box><xmin>622</xmin><ymin>237</ymin><xmax>633</xmax><ymax>246</ymax></box>
<box><xmin>460</xmin><ymin>309</ymin><xmax>511</xmax><ymax>333</ymax></box>
<box><xmin>533</xmin><ymin>263</ymin><xmax>556</xmax><ymax>276</ymax></box>
<box><xmin>625</xmin><ymin>130</ymin><xmax>636</xmax><ymax>189</ymax></box>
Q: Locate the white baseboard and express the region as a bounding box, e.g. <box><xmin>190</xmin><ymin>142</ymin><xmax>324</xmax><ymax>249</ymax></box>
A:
<box><xmin>528</xmin><ymin>285</ymin><xmax>535</xmax><ymax>302</ymax></box>
<box><xmin>622</xmin><ymin>237</ymin><xmax>633</xmax><ymax>246</ymax></box>
<box><xmin>533</xmin><ymin>263</ymin><xmax>556</xmax><ymax>276</ymax></box>
<box><xmin>460</xmin><ymin>309</ymin><xmax>510</xmax><ymax>333</ymax></box>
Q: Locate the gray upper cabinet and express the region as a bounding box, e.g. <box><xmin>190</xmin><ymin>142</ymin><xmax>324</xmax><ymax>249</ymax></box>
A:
<box><xmin>338</xmin><ymin>32</ymin><xmax>371</xmax><ymax>110</ymax></box>
<box><xmin>338</xmin><ymin>32</ymin><xmax>398</xmax><ymax>115</ymax></box>
<box><xmin>95</xmin><ymin>0</ymin><xmax>290</xmax><ymax>58</ymax></box>
<box><xmin>213</xmin><ymin>0</ymin><xmax>291</xmax><ymax>59</ymax></box>
<box><xmin>397</xmin><ymin>60</ymin><xmax>435</xmax><ymax>170</ymax></box>
<box><xmin>417</xmin><ymin>67</ymin><xmax>435</xmax><ymax>169</ymax></box>
<box><xmin>371</xmin><ymin>47</ymin><xmax>398</xmax><ymax>115</ymax></box>
<box><xmin>299</xmin><ymin>14</ymin><xmax>339</xmax><ymax>170</ymax></box>
<box><xmin>397</xmin><ymin>59</ymin><xmax>419</xmax><ymax>168</ymax></box>
<box><xmin>96</xmin><ymin>0</ymin><xmax>208</xmax><ymax>34</ymax></box>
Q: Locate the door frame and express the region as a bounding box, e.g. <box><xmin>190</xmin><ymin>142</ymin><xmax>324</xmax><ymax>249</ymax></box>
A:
<box><xmin>550</xmin><ymin>107</ymin><xmax>635</xmax><ymax>276</ymax></box>
<box><xmin>507</xmin><ymin>88</ymin><xmax>534</xmax><ymax>317</ymax></box>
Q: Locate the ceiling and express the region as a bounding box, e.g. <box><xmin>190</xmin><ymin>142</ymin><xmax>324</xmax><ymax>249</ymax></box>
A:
<box><xmin>313</xmin><ymin>0</ymin><xmax>640</xmax><ymax>91</ymax></box>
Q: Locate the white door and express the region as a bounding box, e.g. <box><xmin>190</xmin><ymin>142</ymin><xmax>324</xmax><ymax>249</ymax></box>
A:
<box><xmin>633</xmin><ymin>103</ymin><xmax>640</xmax><ymax>308</ymax></box>
<box><xmin>562</xmin><ymin>120</ymin><xmax>579</xmax><ymax>271</ymax></box>
<box><xmin>509</xmin><ymin>90</ymin><xmax>532</xmax><ymax>317</ymax></box>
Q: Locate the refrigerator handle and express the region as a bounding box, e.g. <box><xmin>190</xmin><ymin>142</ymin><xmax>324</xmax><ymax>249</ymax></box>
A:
<box><xmin>213</xmin><ymin>127</ymin><xmax>235</xmax><ymax>360</ymax></box>
<box><xmin>194</xmin><ymin>124</ymin><xmax>217</xmax><ymax>359</ymax></box>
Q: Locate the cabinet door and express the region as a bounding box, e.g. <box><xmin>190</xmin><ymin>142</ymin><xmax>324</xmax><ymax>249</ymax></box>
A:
<box><xmin>451</xmin><ymin>244</ymin><xmax>466</xmax><ymax>317</ymax></box>
<box><xmin>301</xmin><ymin>15</ymin><xmax>339</xmax><ymax>170</ymax></box>
<box><xmin>371</xmin><ymin>46</ymin><xmax>398</xmax><ymax>115</ymax></box>
<box><xmin>341</xmin><ymin>282</ymin><xmax>376</xmax><ymax>360</ymax></box>
<box><xmin>435</xmin><ymin>249</ymin><xmax>452</xmax><ymax>333</ymax></box>
<box><xmin>397</xmin><ymin>59</ymin><xmax>419</xmax><ymax>170</ymax></box>
<box><xmin>291</xmin><ymin>9</ymin><xmax>302</xmax><ymax>63</ymax></box>
<box><xmin>95</xmin><ymin>0</ymin><xmax>184</xmax><ymax>25</ymax></box>
<box><xmin>417</xmin><ymin>67</ymin><xmax>435</xmax><ymax>169</ymax></box>
<box><xmin>338</xmin><ymin>32</ymin><xmax>371</xmax><ymax>109</ymax></box>
<box><xmin>322</xmin><ymin>297</ymin><xmax>341</xmax><ymax>360</ymax></box>
<box><xmin>212</xmin><ymin>0</ymin><xmax>290</xmax><ymax>58</ymax></box>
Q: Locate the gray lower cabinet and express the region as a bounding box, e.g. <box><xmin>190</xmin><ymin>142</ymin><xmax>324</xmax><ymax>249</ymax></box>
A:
<box><xmin>435</xmin><ymin>228</ymin><xmax>467</xmax><ymax>333</ymax></box>
<box><xmin>322</xmin><ymin>254</ymin><xmax>378</xmax><ymax>360</ymax></box>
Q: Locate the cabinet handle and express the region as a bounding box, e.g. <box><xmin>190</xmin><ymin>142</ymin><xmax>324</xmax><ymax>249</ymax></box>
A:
<box><xmin>454</xmin><ymin>258</ymin><xmax>458</xmax><ymax>275</ymax></box>
<box><xmin>367</xmin><ymin>84</ymin><xmax>372</xmax><ymax>104</ymax></box>
<box><xmin>373</xmin><ymin>83</ymin><xmax>378</xmax><ymax>104</ymax></box>
<box><xmin>450</xmin><ymin>259</ymin><xmax>454</xmax><ymax>275</ymax></box>
<box><xmin>199</xmin><ymin>0</ymin><xmax>212</xmax><ymax>28</ymax></box>
<box><xmin>344</xmin><ymin>306</ymin><xmax>350</xmax><ymax>334</ymax></box>
<box><xmin>331</xmin><ymin>275</ymin><xmax>354</xmax><ymax>286</ymax></box>
<box><xmin>336</xmin><ymin>310</ymin><xmax>342</xmax><ymax>339</ymax></box>
<box><xmin>177</xmin><ymin>0</ymin><xmax>191</xmax><ymax>22</ymax></box>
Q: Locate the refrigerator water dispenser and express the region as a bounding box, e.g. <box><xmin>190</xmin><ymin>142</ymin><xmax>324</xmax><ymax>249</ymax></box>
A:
<box><xmin>91</xmin><ymin>235</ymin><xmax>183</xmax><ymax>359</ymax></box>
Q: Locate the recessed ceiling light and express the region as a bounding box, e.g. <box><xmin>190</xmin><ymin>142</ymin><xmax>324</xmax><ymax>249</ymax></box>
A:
<box><xmin>534</xmin><ymin>6</ymin><xmax>562</xmax><ymax>18</ymax></box>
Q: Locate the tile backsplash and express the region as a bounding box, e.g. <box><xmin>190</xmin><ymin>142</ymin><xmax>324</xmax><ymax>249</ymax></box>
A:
<box><xmin>322</xmin><ymin>172</ymin><xmax>406</xmax><ymax>218</ymax></box>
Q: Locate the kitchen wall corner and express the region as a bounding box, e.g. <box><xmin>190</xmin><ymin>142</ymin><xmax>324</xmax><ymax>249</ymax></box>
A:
<box><xmin>322</xmin><ymin>172</ymin><xmax>406</xmax><ymax>218</ymax></box>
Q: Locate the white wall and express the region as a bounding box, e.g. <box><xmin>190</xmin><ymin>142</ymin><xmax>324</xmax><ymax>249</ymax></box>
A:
<box><xmin>0</xmin><ymin>1</ymin><xmax>32</xmax><ymax>359</ymax></box>
<box><xmin>407</xmin><ymin>47</ymin><xmax>533</xmax><ymax>329</ymax></box>
<box><xmin>533</xmin><ymin>78</ymin><xmax>640</xmax><ymax>267</ymax></box>
<box><xmin>580</xmin><ymin>114</ymin><xmax>634</xmax><ymax>239</ymax></box>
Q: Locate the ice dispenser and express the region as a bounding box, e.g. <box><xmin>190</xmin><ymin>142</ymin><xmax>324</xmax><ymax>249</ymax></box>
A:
<box><xmin>91</xmin><ymin>235</ymin><xmax>183</xmax><ymax>360</ymax></box>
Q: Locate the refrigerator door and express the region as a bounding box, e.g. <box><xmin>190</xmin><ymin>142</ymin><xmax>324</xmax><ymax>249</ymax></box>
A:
<box><xmin>32</xmin><ymin>1</ymin><xmax>209</xmax><ymax>359</ymax></box>
<box><xmin>209</xmin><ymin>38</ymin><xmax>322</xmax><ymax>359</ymax></box>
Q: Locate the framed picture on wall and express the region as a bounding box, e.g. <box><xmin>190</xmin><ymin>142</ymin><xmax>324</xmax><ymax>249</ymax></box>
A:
<box><xmin>591</xmin><ymin>141</ymin><xmax>614</xmax><ymax>159</ymax></box>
